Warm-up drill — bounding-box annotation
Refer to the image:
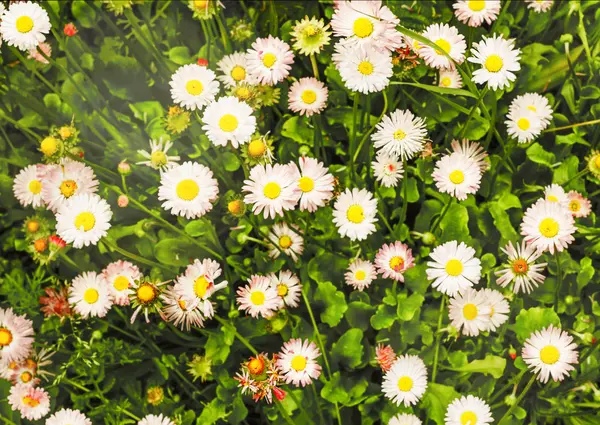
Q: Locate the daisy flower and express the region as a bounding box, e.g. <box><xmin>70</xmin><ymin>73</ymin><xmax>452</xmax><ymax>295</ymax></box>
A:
<box><xmin>102</xmin><ymin>260</ymin><xmax>141</xmax><ymax>306</ymax></box>
<box><xmin>68</xmin><ymin>271</ymin><xmax>113</xmax><ymax>319</ymax></box>
<box><xmin>137</xmin><ymin>137</ymin><xmax>180</xmax><ymax>171</ymax></box>
<box><xmin>201</xmin><ymin>96</ymin><xmax>256</xmax><ymax>148</ymax></box>
<box><xmin>129</xmin><ymin>278</ymin><xmax>166</xmax><ymax>324</ymax></box>
<box><xmin>237</xmin><ymin>275</ymin><xmax>282</xmax><ymax>319</ymax></box>
<box><xmin>336</xmin><ymin>43</ymin><xmax>393</xmax><ymax>94</ymax></box>
<box><xmin>187</xmin><ymin>0</ymin><xmax>223</xmax><ymax>20</ymax></box>
<box><xmin>158</xmin><ymin>161</ymin><xmax>219</xmax><ymax>219</ymax></box>
<box><xmin>345</xmin><ymin>259</ymin><xmax>377</xmax><ymax>291</ymax></box>
<box><xmin>27</xmin><ymin>40</ymin><xmax>51</xmax><ymax>63</ymax></box>
<box><xmin>276</xmin><ymin>338</ymin><xmax>322</xmax><ymax>387</ymax></box>
<box><xmin>288</xmin><ymin>77</ymin><xmax>328</xmax><ymax>117</ymax></box>
<box><xmin>217</xmin><ymin>52</ymin><xmax>253</xmax><ymax>88</ymax></box>
<box><xmin>138</xmin><ymin>414</ymin><xmax>176</xmax><ymax>425</ymax></box>
<box><xmin>432</xmin><ymin>152</ymin><xmax>482</xmax><ymax>201</ymax></box>
<box><xmin>8</xmin><ymin>384</ymin><xmax>50</xmax><ymax>421</ymax></box>
<box><xmin>438</xmin><ymin>69</ymin><xmax>463</xmax><ymax>88</ymax></box>
<box><xmin>389</xmin><ymin>414</ymin><xmax>422</xmax><ymax>425</ymax></box>
<box><xmin>420</xmin><ymin>23</ymin><xmax>466</xmax><ymax>70</ymax></box>
<box><xmin>55</xmin><ymin>193</ymin><xmax>113</xmax><ymax>248</ymax></box>
<box><xmin>41</xmin><ymin>159</ymin><xmax>99</xmax><ymax>212</ymax></box>
<box><xmin>495</xmin><ymin>240</ymin><xmax>547</xmax><ymax>294</ymax></box>
<box><xmin>290</xmin><ymin>156</ymin><xmax>335</xmax><ymax>212</ymax></box>
<box><xmin>526</xmin><ymin>0</ymin><xmax>553</xmax><ymax>13</ymax></box>
<box><xmin>10</xmin><ymin>363</ymin><xmax>38</xmax><ymax>387</ymax></box>
<box><xmin>505</xmin><ymin>107</ymin><xmax>543</xmax><ymax>144</ymax></box>
<box><xmin>445</xmin><ymin>395</ymin><xmax>493</xmax><ymax>425</ymax></box>
<box><xmin>585</xmin><ymin>149</ymin><xmax>600</xmax><ymax>178</ymax></box>
<box><xmin>13</xmin><ymin>164</ymin><xmax>45</xmax><ymax>208</ymax></box>
<box><xmin>169</xmin><ymin>64</ymin><xmax>219</xmax><ymax>111</ymax></box>
<box><xmin>332</xmin><ymin>188</ymin><xmax>378</xmax><ymax>241</ymax></box>
<box><xmin>450</xmin><ymin>139</ymin><xmax>490</xmax><ymax>173</ymax></box>
<box><xmin>372</xmin><ymin>153</ymin><xmax>404</xmax><ymax>187</ymax></box>
<box><xmin>374</xmin><ymin>241</ymin><xmax>415</xmax><ymax>282</ymax></box>
<box><xmin>520</xmin><ymin>199</ymin><xmax>576</xmax><ymax>254</ymax></box>
<box><xmin>242</xmin><ymin>163</ymin><xmax>300</xmax><ymax>219</ymax></box>
<box><xmin>245</xmin><ymin>35</ymin><xmax>294</xmax><ymax>86</ymax></box>
<box><xmin>509</xmin><ymin>93</ymin><xmax>553</xmax><ymax>129</ymax></box>
<box><xmin>453</xmin><ymin>0</ymin><xmax>501</xmax><ymax>27</ymax></box>
<box><xmin>522</xmin><ymin>325</ymin><xmax>578</xmax><ymax>383</ymax></box>
<box><xmin>480</xmin><ymin>288</ymin><xmax>509</xmax><ymax>332</ymax></box>
<box><xmin>268</xmin><ymin>270</ymin><xmax>302</xmax><ymax>308</ymax></box>
<box><xmin>174</xmin><ymin>258</ymin><xmax>228</xmax><ymax>319</ymax></box>
<box><xmin>0</xmin><ymin>308</ymin><xmax>34</xmax><ymax>363</ymax></box>
<box><xmin>448</xmin><ymin>288</ymin><xmax>492</xmax><ymax>336</ymax></box>
<box><xmin>160</xmin><ymin>285</ymin><xmax>204</xmax><ymax>331</ymax></box>
<box><xmin>375</xmin><ymin>344</ymin><xmax>397</xmax><ymax>372</ymax></box>
<box><xmin>544</xmin><ymin>184</ymin><xmax>568</xmax><ymax>206</ymax></box>
<box><xmin>468</xmin><ymin>34</ymin><xmax>521</xmax><ymax>90</ymax></box>
<box><xmin>426</xmin><ymin>240</ymin><xmax>482</xmax><ymax>297</ymax></box>
<box><xmin>566</xmin><ymin>191</ymin><xmax>591</xmax><ymax>218</ymax></box>
<box><xmin>0</xmin><ymin>1</ymin><xmax>51</xmax><ymax>51</ymax></box>
<box><xmin>267</xmin><ymin>222</ymin><xmax>304</xmax><ymax>262</ymax></box>
<box><xmin>381</xmin><ymin>355</ymin><xmax>428</xmax><ymax>407</ymax></box>
<box><xmin>242</xmin><ymin>133</ymin><xmax>275</xmax><ymax>166</ymax></box>
<box><xmin>46</xmin><ymin>408</ymin><xmax>92</xmax><ymax>425</ymax></box>
<box><xmin>291</xmin><ymin>16</ymin><xmax>331</xmax><ymax>55</ymax></box>
<box><xmin>372</xmin><ymin>109</ymin><xmax>428</xmax><ymax>160</ymax></box>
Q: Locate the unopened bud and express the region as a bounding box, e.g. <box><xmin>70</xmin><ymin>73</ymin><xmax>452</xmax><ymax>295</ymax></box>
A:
<box><xmin>117</xmin><ymin>194</ymin><xmax>129</xmax><ymax>208</ymax></box>
<box><xmin>64</xmin><ymin>23</ymin><xmax>78</xmax><ymax>37</ymax></box>
<box><xmin>197</xmin><ymin>58</ymin><xmax>208</xmax><ymax>67</ymax></box>
<box><xmin>118</xmin><ymin>161</ymin><xmax>132</xmax><ymax>176</ymax></box>
<box><xmin>298</xmin><ymin>145</ymin><xmax>310</xmax><ymax>156</ymax></box>
<box><xmin>565</xmin><ymin>295</ymin><xmax>575</xmax><ymax>305</ymax></box>
<box><xmin>34</xmin><ymin>238</ymin><xmax>48</xmax><ymax>253</ymax></box>
<box><xmin>504</xmin><ymin>394</ymin><xmax>517</xmax><ymax>406</ymax></box>
<box><xmin>421</xmin><ymin>232</ymin><xmax>436</xmax><ymax>246</ymax></box>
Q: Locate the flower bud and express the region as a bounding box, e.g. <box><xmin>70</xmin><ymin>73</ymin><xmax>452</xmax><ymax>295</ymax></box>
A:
<box><xmin>504</xmin><ymin>394</ymin><xmax>517</xmax><ymax>406</ymax></box>
<box><xmin>91</xmin><ymin>330</ymin><xmax>103</xmax><ymax>340</ymax></box>
<box><xmin>146</xmin><ymin>386</ymin><xmax>164</xmax><ymax>406</ymax></box>
<box><xmin>118</xmin><ymin>161</ymin><xmax>132</xmax><ymax>176</ymax></box>
<box><xmin>64</xmin><ymin>23</ymin><xmax>78</xmax><ymax>37</ymax></box>
<box><xmin>197</xmin><ymin>58</ymin><xmax>208</xmax><ymax>67</ymax></box>
<box><xmin>421</xmin><ymin>232</ymin><xmax>436</xmax><ymax>246</ymax></box>
<box><xmin>508</xmin><ymin>347</ymin><xmax>517</xmax><ymax>360</ymax></box>
<box><xmin>298</xmin><ymin>145</ymin><xmax>311</xmax><ymax>156</ymax></box>
<box><xmin>34</xmin><ymin>238</ymin><xmax>48</xmax><ymax>253</ymax></box>
<box><xmin>117</xmin><ymin>194</ymin><xmax>129</xmax><ymax>208</ymax></box>
<box><xmin>565</xmin><ymin>295</ymin><xmax>575</xmax><ymax>305</ymax></box>
<box><xmin>40</xmin><ymin>136</ymin><xmax>61</xmax><ymax>157</ymax></box>
<box><xmin>26</xmin><ymin>220</ymin><xmax>40</xmax><ymax>233</ymax></box>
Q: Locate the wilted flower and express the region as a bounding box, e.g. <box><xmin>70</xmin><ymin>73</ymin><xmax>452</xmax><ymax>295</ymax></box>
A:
<box><xmin>40</xmin><ymin>286</ymin><xmax>72</xmax><ymax>319</ymax></box>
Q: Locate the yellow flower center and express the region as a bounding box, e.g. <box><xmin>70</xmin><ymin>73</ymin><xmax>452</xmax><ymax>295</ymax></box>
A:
<box><xmin>22</xmin><ymin>396</ymin><xmax>40</xmax><ymax>407</ymax></box>
<box><xmin>357</xmin><ymin>61</ymin><xmax>374</xmax><ymax>75</ymax></box>
<box><xmin>194</xmin><ymin>0</ymin><xmax>208</xmax><ymax>8</ymax></box>
<box><xmin>151</xmin><ymin>150</ymin><xmax>167</xmax><ymax>167</ymax></box>
<box><xmin>468</xmin><ymin>0</ymin><xmax>485</xmax><ymax>11</ymax></box>
<box><xmin>277</xmin><ymin>283</ymin><xmax>288</xmax><ymax>297</ymax></box>
<box><xmin>178</xmin><ymin>299</ymin><xmax>187</xmax><ymax>310</ymax></box>
<box><xmin>194</xmin><ymin>276</ymin><xmax>210</xmax><ymax>298</ymax></box>
<box><xmin>60</xmin><ymin>180</ymin><xmax>78</xmax><ymax>198</ymax></box>
<box><xmin>569</xmin><ymin>200</ymin><xmax>581</xmax><ymax>212</ymax></box>
<box><xmin>27</xmin><ymin>221</ymin><xmax>40</xmax><ymax>233</ymax></box>
<box><xmin>113</xmin><ymin>276</ymin><xmax>130</xmax><ymax>291</ymax></box>
<box><xmin>250</xmin><ymin>291</ymin><xmax>265</xmax><ymax>306</ymax></box>
<box><xmin>435</xmin><ymin>38</ymin><xmax>451</xmax><ymax>55</ymax></box>
<box><xmin>594</xmin><ymin>155</ymin><xmax>600</xmax><ymax>168</ymax></box>
<box><xmin>74</xmin><ymin>212</ymin><xmax>96</xmax><ymax>232</ymax></box>
<box><xmin>262</xmin><ymin>53</ymin><xmax>277</xmax><ymax>68</ymax></box>
<box><xmin>21</xmin><ymin>371</ymin><xmax>33</xmax><ymax>383</ymax></box>
<box><xmin>236</xmin><ymin>86</ymin><xmax>251</xmax><ymax>100</ymax></box>
<box><xmin>176</xmin><ymin>179</ymin><xmax>200</xmax><ymax>201</ymax></box>
<box><xmin>248</xmin><ymin>357</ymin><xmax>265</xmax><ymax>375</ymax></box>
<box><xmin>298</xmin><ymin>176</ymin><xmax>315</xmax><ymax>193</ymax></box>
<box><xmin>228</xmin><ymin>199</ymin><xmax>244</xmax><ymax>215</ymax></box>
<box><xmin>460</xmin><ymin>411</ymin><xmax>478</xmax><ymax>425</ymax></box>
<box><xmin>353</xmin><ymin>17</ymin><xmax>374</xmax><ymax>38</ymax></box>
<box><xmin>291</xmin><ymin>355</ymin><xmax>307</xmax><ymax>371</ymax></box>
<box><xmin>219</xmin><ymin>114</ymin><xmax>238</xmax><ymax>132</ymax></box>
<box><xmin>137</xmin><ymin>283</ymin><xmax>157</xmax><ymax>303</ymax></box>
<box><xmin>389</xmin><ymin>256</ymin><xmax>405</xmax><ymax>272</ymax></box>
<box><xmin>263</xmin><ymin>182</ymin><xmax>281</xmax><ymax>199</ymax></box>
<box><xmin>355</xmin><ymin>270</ymin><xmax>366</xmax><ymax>280</ymax></box>
<box><xmin>301</xmin><ymin>89</ymin><xmax>317</xmax><ymax>104</ymax></box>
<box><xmin>397</xmin><ymin>376</ymin><xmax>413</xmax><ymax>392</ymax></box>
<box><xmin>527</xmin><ymin>105</ymin><xmax>537</xmax><ymax>112</ymax></box>
<box><xmin>540</xmin><ymin>345</ymin><xmax>560</xmax><ymax>365</ymax></box>
<box><xmin>441</xmin><ymin>77</ymin><xmax>452</xmax><ymax>87</ymax></box>
<box><xmin>517</xmin><ymin>118</ymin><xmax>530</xmax><ymax>131</ymax></box>
<box><xmin>484</xmin><ymin>54</ymin><xmax>504</xmax><ymax>72</ymax></box>
<box><xmin>512</xmin><ymin>259</ymin><xmax>529</xmax><ymax>275</ymax></box>
<box><xmin>547</xmin><ymin>195</ymin><xmax>559</xmax><ymax>202</ymax></box>
<box><xmin>28</xmin><ymin>180</ymin><xmax>42</xmax><ymax>195</ymax></box>
<box><xmin>394</xmin><ymin>129</ymin><xmax>407</xmax><ymax>140</ymax></box>
<box><xmin>445</xmin><ymin>259</ymin><xmax>463</xmax><ymax>276</ymax></box>
<box><xmin>538</xmin><ymin>218</ymin><xmax>559</xmax><ymax>238</ymax></box>
<box><xmin>449</xmin><ymin>170</ymin><xmax>465</xmax><ymax>184</ymax></box>
<box><xmin>279</xmin><ymin>235</ymin><xmax>293</xmax><ymax>249</ymax></box>
<box><xmin>83</xmin><ymin>288</ymin><xmax>99</xmax><ymax>304</ymax></box>
<box><xmin>231</xmin><ymin>65</ymin><xmax>246</xmax><ymax>81</ymax></box>
<box><xmin>185</xmin><ymin>79</ymin><xmax>204</xmax><ymax>96</ymax></box>
<box><xmin>0</xmin><ymin>328</ymin><xmax>13</xmax><ymax>347</ymax></box>
<box><xmin>16</xmin><ymin>16</ymin><xmax>34</xmax><ymax>33</ymax></box>
<box><xmin>59</xmin><ymin>126</ymin><xmax>73</xmax><ymax>139</ymax></box>
<box><xmin>463</xmin><ymin>303</ymin><xmax>478</xmax><ymax>320</ymax></box>
<box><xmin>303</xmin><ymin>24</ymin><xmax>318</xmax><ymax>37</ymax></box>
<box><xmin>248</xmin><ymin>139</ymin><xmax>267</xmax><ymax>158</ymax></box>
<box><xmin>40</xmin><ymin>137</ymin><xmax>59</xmax><ymax>156</ymax></box>
<box><xmin>346</xmin><ymin>204</ymin><xmax>365</xmax><ymax>224</ymax></box>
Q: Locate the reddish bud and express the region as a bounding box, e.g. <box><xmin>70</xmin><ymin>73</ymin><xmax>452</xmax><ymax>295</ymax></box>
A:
<box><xmin>508</xmin><ymin>347</ymin><xmax>517</xmax><ymax>360</ymax></box>
<box><xmin>64</xmin><ymin>23</ymin><xmax>78</xmax><ymax>37</ymax></box>
<box><xmin>34</xmin><ymin>238</ymin><xmax>47</xmax><ymax>253</ymax></box>
<box><xmin>273</xmin><ymin>387</ymin><xmax>286</xmax><ymax>401</ymax></box>
<box><xmin>197</xmin><ymin>58</ymin><xmax>208</xmax><ymax>67</ymax></box>
<box><xmin>117</xmin><ymin>194</ymin><xmax>129</xmax><ymax>208</ymax></box>
<box><xmin>49</xmin><ymin>235</ymin><xmax>67</xmax><ymax>249</ymax></box>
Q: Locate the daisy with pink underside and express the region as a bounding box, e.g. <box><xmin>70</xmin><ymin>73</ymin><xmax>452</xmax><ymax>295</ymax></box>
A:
<box><xmin>345</xmin><ymin>259</ymin><xmax>377</xmax><ymax>291</ymax></box>
<box><xmin>288</xmin><ymin>77</ymin><xmax>328</xmax><ymax>117</ymax></box>
<box><xmin>495</xmin><ymin>240</ymin><xmax>547</xmax><ymax>294</ymax></box>
<box><xmin>0</xmin><ymin>307</ymin><xmax>34</xmax><ymax>363</ymax></box>
<box><xmin>102</xmin><ymin>260</ymin><xmax>141</xmax><ymax>306</ymax></box>
<box><xmin>8</xmin><ymin>384</ymin><xmax>50</xmax><ymax>421</ymax></box>
<box><xmin>453</xmin><ymin>0</ymin><xmax>501</xmax><ymax>27</ymax></box>
<box><xmin>375</xmin><ymin>241</ymin><xmax>415</xmax><ymax>282</ymax></box>
<box><xmin>290</xmin><ymin>157</ymin><xmax>335</xmax><ymax>213</ymax></box>
<box><xmin>566</xmin><ymin>191</ymin><xmax>591</xmax><ymax>218</ymax></box>
<box><xmin>520</xmin><ymin>199</ymin><xmax>576</xmax><ymax>254</ymax></box>
<box><xmin>276</xmin><ymin>338</ymin><xmax>322</xmax><ymax>387</ymax></box>
<box><xmin>236</xmin><ymin>275</ymin><xmax>282</xmax><ymax>319</ymax></box>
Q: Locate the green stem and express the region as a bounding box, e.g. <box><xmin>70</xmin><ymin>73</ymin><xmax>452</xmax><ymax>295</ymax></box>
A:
<box><xmin>214</xmin><ymin>315</ymin><xmax>258</xmax><ymax>355</ymax></box>
<box><xmin>350</xmin><ymin>92</ymin><xmax>360</xmax><ymax>175</ymax></box>
<box><xmin>310</xmin><ymin>54</ymin><xmax>320</xmax><ymax>79</ymax></box>
<box><xmin>554</xmin><ymin>251</ymin><xmax>563</xmax><ymax>304</ymax></box>
<box><xmin>275</xmin><ymin>399</ymin><xmax>298</xmax><ymax>425</ymax></box>
<box><xmin>311</xmin><ymin>384</ymin><xmax>326</xmax><ymax>425</ymax></box>
<box><xmin>562</xmin><ymin>168</ymin><xmax>589</xmax><ymax>187</ymax></box>
<box><xmin>216</xmin><ymin>12</ymin><xmax>232</xmax><ymax>53</ymax></box>
<box><xmin>460</xmin><ymin>86</ymin><xmax>488</xmax><ymax>139</ymax></box>
<box><xmin>544</xmin><ymin>119</ymin><xmax>600</xmax><ymax>133</ymax></box>
<box><xmin>399</xmin><ymin>159</ymin><xmax>409</xmax><ymax>224</ymax></box>
<box><xmin>431</xmin><ymin>295</ymin><xmax>447</xmax><ymax>383</ymax></box>
<box><xmin>312</xmin><ymin>115</ymin><xmax>323</xmax><ymax>157</ymax></box>
<box><xmin>489</xmin><ymin>369</ymin><xmax>527</xmax><ymax>404</ymax></box>
<box><xmin>353</xmin><ymin>90</ymin><xmax>388</xmax><ymax>163</ymax></box>
<box><xmin>498</xmin><ymin>375</ymin><xmax>537</xmax><ymax>424</ymax></box>
<box><xmin>431</xmin><ymin>198</ymin><xmax>454</xmax><ymax>233</ymax></box>
<box><xmin>287</xmin><ymin>390</ymin><xmax>317</xmax><ymax>425</ymax></box>
<box><xmin>102</xmin><ymin>237</ymin><xmax>173</xmax><ymax>273</ymax></box>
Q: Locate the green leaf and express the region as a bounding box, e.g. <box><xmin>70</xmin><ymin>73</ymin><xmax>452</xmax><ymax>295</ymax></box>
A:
<box><xmin>154</xmin><ymin>238</ymin><xmax>195</xmax><ymax>267</ymax></box>
<box><xmin>447</xmin><ymin>354</ymin><xmax>506</xmax><ymax>379</ymax></box>
<box><xmin>370</xmin><ymin>304</ymin><xmax>396</xmax><ymax>330</ymax></box>
<box><xmin>168</xmin><ymin>46</ymin><xmax>193</xmax><ymax>65</ymax></box>
<box><xmin>321</xmin><ymin>372</ymin><xmax>349</xmax><ymax>404</ymax></box>
<box><xmin>439</xmin><ymin>203</ymin><xmax>470</xmax><ymax>242</ymax></box>
<box><xmin>221</xmin><ymin>152</ymin><xmax>241</xmax><ymax>172</ymax></box>
<box><xmin>422</xmin><ymin>383</ymin><xmax>461</xmax><ymax>425</ymax></box>
<box><xmin>331</xmin><ymin>329</ymin><xmax>364</xmax><ymax>369</ymax></box>
<box><xmin>577</xmin><ymin>257</ymin><xmax>595</xmax><ymax>292</ymax></box>
<box><xmin>281</xmin><ymin>116</ymin><xmax>313</xmax><ymax>144</ymax></box>
<box><xmin>314</xmin><ymin>281</ymin><xmax>348</xmax><ymax>327</ymax></box>
<box><xmin>514</xmin><ymin>307</ymin><xmax>561</xmax><ymax>342</ymax></box>
<box><xmin>72</xmin><ymin>0</ymin><xmax>97</xmax><ymax>28</ymax></box>
<box><xmin>345</xmin><ymin>301</ymin><xmax>375</xmax><ymax>331</ymax></box>
<box><xmin>526</xmin><ymin>143</ymin><xmax>556</xmax><ymax>167</ymax></box>
<box><xmin>396</xmin><ymin>293</ymin><xmax>425</xmax><ymax>322</ymax></box>
<box><xmin>197</xmin><ymin>399</ymin><xmax>228</xmax><ymax>425</ymax></box>
<box><xmin>390</xmin><ymin>81</ymin><xmax>477</xmax><ymax>98</ymax></box>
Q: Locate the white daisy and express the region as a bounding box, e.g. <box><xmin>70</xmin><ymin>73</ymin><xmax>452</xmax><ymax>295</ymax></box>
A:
<box><xmin>276</xmin><ymin>338</ymin><xmax>322</xmax><ymax>387</ymax></box>
<box><xmin>566</xmin><ymin>191</ymin><xmax>591</xmax><ymax>218</ymax></box>
<box><xmin>520</xmin><ymin>199</ymin><xmax>576</xmax><ymax>254</ymax></box>
<box><xmin>509</xmin><ymin>93</ymin><xmax>553</xmax><ymax>129</ymax></box>
<box><xmin>102</xmin><ymin>260</ymin><xmax>141</xmax><ymax>306</ymax></box>
<box><xmin>267</xmin><ymin>222</ymin><xmax>304</xmax><ymax>262</ymax></box>
<box><xmin>480</xmin><ymin>288</ymin><xmax>509</xmax><ymax>332</ymax></box>
<box><xmin>420</xmin><ymin>23</ymin><xmax>466</xmax><ymax>70</ymax></box>
<box><xmin>13</xmin><ymin>164</ymin><xmax>45</xmax><ymax>208</ymax></box>
<box><xmin>468</xmin><ymin>34</ymin><xmax>521</xmax><ymax>90</ymax></box>
<box><xmin>157</xmin><ymin>161</ymin><xmax>219</xmax><ymax>219</ymax></box>
<box><xmin>445</xmin><ymin>395</ymin><xmax>493</xmax><ymax>425</ymax></box>
<box><xmin>332</xmin><ymin>188</ymin><xmax>378</xmax><ymax>241</ymax></box>
<box><xmin>0</xmin><ymin>308</ymin><xmax>34</xmax><ymax>364</ymax></box>
<box><xmin>290</xmin><ymin>156</ymin><xmax>335</xmax><ymax>212</ymax></box>
<box><xmin>236</xmin><ymin>275</ymin><xmax>282</xmax><ymax>319</ymax></box>
<box><xmin>0</xmin><ymin>1</ymin><xmax>51</xmax><ymax>51</ymax></box>
<box><xmin>372</xmin><ymin>109</ymin><xmax>428</xmax><ymax>160</ymax></box>
<box><xmin>374</xmin><ymin>241</ymin><xmax>415</xmax><ymax>282</ymax></box>
<box><xmin>438</xmin><ymin>69</ymin><xmax>463</xmax><ymax>88</ymax></box>
<box><xmin>174</xmin><ymin>258</ymin><xmax>228</xmax><ymax>319</ymax></box>
<box><xmin>41</xmin><ymin>159</ymin><xmax>99</xmax><ymax>212</ymax></box>
<box><xmin>138</xmin><ymin>414</ymin><xmax>176</xmax><ymax>425</ymax></box>
<box><xmin>217</xmin><ymin>52</ymin><xmax>253</xmax><ymax>88</ymax></box>
<box><xmin>336</xmin><ymin>42</ymin><xmax>393</xmax><ymax>94</ymax></box>
<box><xmin>450</xmin><ymin>139</ymin><xmax>490</xmax><ymax>173</ymax></box>
<box><xmin>46</xmin><ymin>408</ymin><xmax>92</xmax><ymax>425</ymax></box>
<box><xmin>8</xmin><ymin>384</ymin><xmax>50</xmax><ymax>421</ymax></box>
<box><xmin>160</xmin><ymin>285</ymin><xmax>204</xmax><ymax>331</ymax></box>
<box><xmin>268</xmin><ymin>270</ymin><xmax>302</xmax><ymax>308</ymax></box>
<box><xmin>544</xmin><ymin>184</ymin><xmax>568</xmax><ymax>206</ymax></box>
<box><xmin>449</xmin><ymin>288</ymin><xmax>492</xmax><ymax>336</ymax></box>
<box><xmin>344</xmin><ymin>259</ymin><xmax>377</xmax><ymax>291</ymax></box>
<box><xmin>426</xmin><ymin>240</ymin><xmax>481</xmax><ymax>297</ymax></box>
<box><xmin>55</xmin><ymin>193</ymin><xmax>112</xmax><ymax>249</ymax></box>
<box><xmin>495</xmin><ymin>240</ymin><xmax>547</xmax><ymax>294</ymax></box>
<box><xmin>242</xmin><ymin>163</ymin><xmax>300</xmax><ymax>219</ymax></box>
<box><xmin>505</xmin><ymin>107</ymin><xmax>543</xmax><ymax>144</ymax></box>
<box><xmin>288</xmin><ymin>77</ymin><xmax>328</xmax><ymax>117</ymax></box>
<box><xmin>453</xmin><ymin>0</ymin><xmax>501</xmax><ymax>27</ymax></box>
<box><xmin>68</xmin><ymin>271</ymin><xmax>113</xmax><ymax>319</ymax></box>
<box><xmin>169</xmin><ymin>64</ymin><xmax>219</xmax><ymax>111</ymax></box>
<box><xmin>526</xmin><ymin>0</ymin><xmax>553</xmax><ymax>13</ymax></box>
<box><xmin>388</xmin><ymin>413</ymin><xmax>422</xmax><ymax>425</ymax></box>
<box><xmin>522</xmin><ymin>325</ymin><xmax>578</xmax><ymax>383</ymax></box>
<box><xmin>382</xmin><ymin>354</ymin><xmax>428</xmax><ymax>407</ymax></box>
<box><xmin>432</xmin><ymin>152</ymin><xmax>482</xmax><ymax>201</ymax></box>
<box><xmin>245</xmin><ymin>35</ymin><xmax>294</xmax><ymax>86</ymax></box>
<box><xmin>137</xmin><ymin>137</ymin><xmax>180</xmax><ymax>171</ymax></box>
<box><xmin>372</xmin><ymin>153</ymin><xmax>404</xmax><ymax>187</ymax></box>
<box><xmin>10</xmin><ymin>363</ymin><xmax>38</xmax><ymax>387</ymax></box>
<box><xmin>201</xmin><ymin>96</ymin><xmax>256</xmax><ymax>148</ymax></box>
